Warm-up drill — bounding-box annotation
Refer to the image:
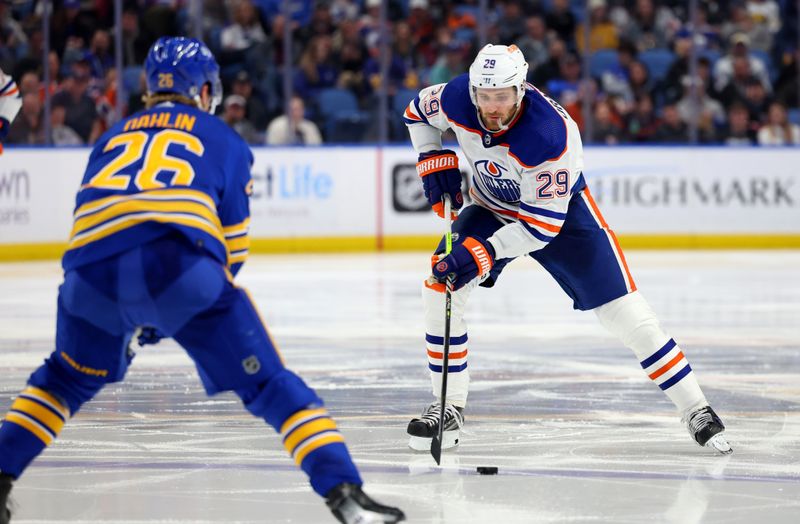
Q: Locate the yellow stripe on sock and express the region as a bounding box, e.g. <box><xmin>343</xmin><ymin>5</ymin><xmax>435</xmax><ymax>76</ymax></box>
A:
<box><xmin>22</xmin><ymin>387</ymin><xmax>70</xmax><ymax>418</ymax></box>
<box><xmin>283</xmin><ymin>418</ymin><xmax>338</xmax><ymax>455</ymax></box>
<box><xmin>293</xmin><ymin>433</ymin><xmax>346</xmax><ymax>466</ymax></box>
<box><xmin>11</xmin><ymin>398</ymin><xmax>65</xmax><ymax>435</ymax></box>
<box><xmin>280</xmin><ymin>408</ymin><xmax>328</xmax><ymax>435</ymax></box>
<box><xmin>4</xmin><ymin>412</ymin><xmax>53</xmax><ymax>445</ymax></box>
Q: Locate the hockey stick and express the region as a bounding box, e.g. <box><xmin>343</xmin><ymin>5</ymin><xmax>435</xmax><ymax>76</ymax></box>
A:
<box><xmin>431</xmin><ymin>195</ymin><xmax>454</xmax><ymax>465</ymax></box>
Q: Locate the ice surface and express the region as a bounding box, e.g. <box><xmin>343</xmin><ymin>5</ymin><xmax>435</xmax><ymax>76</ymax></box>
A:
<box><xmin>1</xmin><ymin>251</ymin><xmax>799</xmax><ymax>523</ymax></box>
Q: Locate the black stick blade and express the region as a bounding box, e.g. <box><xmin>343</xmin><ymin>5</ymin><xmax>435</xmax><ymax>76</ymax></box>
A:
<box><xmin>431</xmin><ymin>435</ymin><xmax>442</xmax><ymax>464</ymax></box>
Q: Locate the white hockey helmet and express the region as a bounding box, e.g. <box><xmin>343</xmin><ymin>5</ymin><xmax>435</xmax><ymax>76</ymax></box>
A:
<box><xmin>468</xmin><ymin>44</ymin><xmax>529</xmax><ymax>107</ymax></box>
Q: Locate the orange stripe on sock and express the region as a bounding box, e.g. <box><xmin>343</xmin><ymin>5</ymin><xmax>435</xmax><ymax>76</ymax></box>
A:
<box><xmin>427</xmin><ymin>349</ymin><xmax>468</xmax><ymax>360</ymax></box>
<box><xmin>648</xmin><ymin>351</ymin><xmax>685</xmax><ymax>380</ymax></box>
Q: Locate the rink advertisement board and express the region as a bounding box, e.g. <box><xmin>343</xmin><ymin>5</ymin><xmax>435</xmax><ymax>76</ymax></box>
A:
<box><xmin>0</xmin><ymin>149</ymin><xmax>85</xmax><ymax>244</ymax></box>
<box><xmin>1</xmin><ymin>145</ymin><xmax>799</xmax><ymax>260</ymax></box>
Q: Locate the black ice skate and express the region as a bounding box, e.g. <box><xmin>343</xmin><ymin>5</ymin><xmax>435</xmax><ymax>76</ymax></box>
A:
<box><xmin>683</xmin><ymin>406</ymin><xmax>732</xmax><ymax>455</ymax></box>
<box><xmin>407</xmin><ymin>402</ymin><xmax>464</xmax><ymax>451</ymax></box>
<box><xmin>0</xmin><ymin>473</ymin><xmax>12</xmax><ymax>524</ymax></box>
<box><xmin>326</xmin><ymin>483</ymin><xmax>405</xmax><ymax>523</ymax></box>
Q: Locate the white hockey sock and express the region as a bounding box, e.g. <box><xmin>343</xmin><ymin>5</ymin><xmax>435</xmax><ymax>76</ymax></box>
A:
<box><xmin>421</xmin><ymin>277</ymin><xmax>477</xmax><ymax>408</ymax></box>
<box><xmin>594</xmin><ymin>291</ymin><xmax>708</xmax><ymax>413</ymax></box>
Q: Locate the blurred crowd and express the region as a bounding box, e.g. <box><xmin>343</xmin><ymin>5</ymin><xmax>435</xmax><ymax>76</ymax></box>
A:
<box><xmin>2</xmin><ymin>0</ymin><xmax>800</xmax><ymax>146</ymax></box>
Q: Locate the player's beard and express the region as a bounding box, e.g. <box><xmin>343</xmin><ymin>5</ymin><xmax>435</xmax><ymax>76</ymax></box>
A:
<box><xmin>479</xmin><ymin>104</ymin><xmax>519</xmax><ymax>132</ymax></box>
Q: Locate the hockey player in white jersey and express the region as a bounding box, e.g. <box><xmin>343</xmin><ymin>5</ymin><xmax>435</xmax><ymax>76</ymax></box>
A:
<box><xmin>403</xmin><ymin>44</ymin><xmax>731</xmax><ymax>455</ymax></box>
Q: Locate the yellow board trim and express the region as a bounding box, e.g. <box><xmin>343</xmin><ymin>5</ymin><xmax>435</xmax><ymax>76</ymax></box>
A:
<box><xmin>2</xmin><ymin>234</ymin><xmax>800</xmax><ymax>262</ymax></box>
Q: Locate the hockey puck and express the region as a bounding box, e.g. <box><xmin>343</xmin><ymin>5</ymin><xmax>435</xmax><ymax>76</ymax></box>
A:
<box><xmin>476</xmin><ymin>466</ymin><xmax>498</xmax><ymax>475</ymax></box>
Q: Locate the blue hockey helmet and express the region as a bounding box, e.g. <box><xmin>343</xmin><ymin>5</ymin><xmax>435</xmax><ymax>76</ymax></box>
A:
<box><xmin>144</xmin><ymin>37</ymin><xmax>222</xmax><ymax>114</ymax></box>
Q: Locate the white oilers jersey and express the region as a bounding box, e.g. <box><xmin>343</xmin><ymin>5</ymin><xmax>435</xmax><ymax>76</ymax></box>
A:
<box><xmin>403</xmin><ymin>74</ymin><xmax>586</xmax><ymax>260</ymax></box>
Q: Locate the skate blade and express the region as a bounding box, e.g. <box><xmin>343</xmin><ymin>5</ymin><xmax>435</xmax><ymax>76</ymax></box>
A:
<box><xmin>408</xmin><ymin>430</ymin><xmax>459</xmax><ymax>451</ymax></box>
<box><xmin>705</xmin><ymin>434</ymin><xmax>733</xmax><ymax>455</ymax></box>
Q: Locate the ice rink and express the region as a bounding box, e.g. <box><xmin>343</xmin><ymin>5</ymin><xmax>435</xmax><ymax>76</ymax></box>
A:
<box><xmin>1</xmin><ymin>250</ymin><xmax>799</xmax><ymax>523</ymax></box>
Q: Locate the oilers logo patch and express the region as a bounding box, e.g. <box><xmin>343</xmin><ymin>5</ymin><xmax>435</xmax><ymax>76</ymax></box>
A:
<box><xmin>436</xmin><ymin>261</ymin><xmax>449</xmax><ymax>273</ymax></box>
<box><xmin>474</xmin><ymin>160</ymin><xmax>520</xmax><ymax>203</ymax></box>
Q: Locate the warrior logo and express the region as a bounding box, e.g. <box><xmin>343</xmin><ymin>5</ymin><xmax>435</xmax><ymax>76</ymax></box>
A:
<box><xmin>474</xmin><ymin>160</ymin><xmax>520</xmax><ymax>203</ymax></box>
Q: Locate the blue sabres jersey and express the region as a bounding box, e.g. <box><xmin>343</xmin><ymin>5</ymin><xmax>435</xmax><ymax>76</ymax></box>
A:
<box><xmin>62</xmin><ymin>103</ymin><xmax>253</xmax><ymax>276</ymax></box>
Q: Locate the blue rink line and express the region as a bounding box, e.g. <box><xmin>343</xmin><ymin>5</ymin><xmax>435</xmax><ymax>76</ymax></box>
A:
<box><xmin>32</xmin><ymin>460</ymin><xmax>800</xmax><ymax>485</ymax></box>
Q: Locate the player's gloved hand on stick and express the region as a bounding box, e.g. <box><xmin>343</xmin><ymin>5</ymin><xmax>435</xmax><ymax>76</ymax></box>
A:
<box><xmin>137</xmin><ymin>326</ymin><xmax>165</xmax><ymax>346</ymax></box>
<box><xmin>431</xmin><ymin>236</ymin><xmax>495</xmax><ymax>290</ymax></box>
<box><xmin>416</xmin><ymin>149</ymin><xmax>463</xmax><ymax>219</ymax></box>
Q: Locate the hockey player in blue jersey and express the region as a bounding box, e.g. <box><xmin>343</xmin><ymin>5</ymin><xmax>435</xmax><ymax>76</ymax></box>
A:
<box><xmin>403</xmin><ymin>44</ymin><xmax>731</xmax><ymax>456</ymax></box>
<box><xmin>0</xmin><ymin>37</ymin><xmax>404</xmax><ymax>524</ymax></box>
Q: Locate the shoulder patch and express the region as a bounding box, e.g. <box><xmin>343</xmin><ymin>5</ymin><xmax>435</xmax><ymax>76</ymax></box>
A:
<box><xmin>503</xmin><ymin>89</ymin><xmax>568</xmax><ymax>168</ymax></box>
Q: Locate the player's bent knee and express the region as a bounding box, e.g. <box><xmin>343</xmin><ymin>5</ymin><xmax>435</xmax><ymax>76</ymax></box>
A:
<box><xmin>238</xmin><ymin>368</ymin><xmax>323</xmax><ymax>431</ymax></box>
<box><xmin>594</xmin><ymin>291</ymin><xmax>666</xmax><ymax>349</ymax></box>
<box><xmin>26</xmin><ymin>355</ymin><xmax>116</xmax><ymax>415</ymax></box>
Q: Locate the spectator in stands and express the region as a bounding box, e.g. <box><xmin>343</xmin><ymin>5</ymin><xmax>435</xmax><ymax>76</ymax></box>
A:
<box><xmin>718</xmin><ymin>101</ymin><xmax>757</xmax><ymax>146</ymax></box>
<box><xmin>86</xmin><ymin>29</ymin><xmax>113</xmax><ymax>79</ymax></box>
<box><xmin>600</xmin><ymin>40</ymin><xmax>637</xmax><ymax>104</ymax></box>
<box><xmin>265</xmin><ymin>95</ymin><xmax>322</xmax><ymax>146</ymax></box>
<box><xmin>294</xmin><ymin>34</ymin><xmax>338</xmax><ymax>99</ymax></box>
<box><xmin>6</xmin><ymin>92</ymin><xmax>44</xmax><ymax>145</ymax></box>
<box><xmin>757</xmin><ymin>101</ymin><xmax>800</xmax><ymax>145</ymax></box>
<box><xmin>720</xmin><ymin>2</ymin><xmax>772</xmax><ymax>53</ymax></box>
<box><xmin>51</xmin><ymin>66</ymin><xmax>101</xmax><ymax>144</ymax></box>
<box><xmin>18</xmin><ymin>71</ymin><xmax>39</xmax><ymax>97</ymax></box>
<box><xmin>713</xmin><ymin>32</ymin><xmax>771</xmax><ymax>94</ymax></box>
<box><xmin>530</xmin><ymin>37</ymin><xmax>567</xmax><ymax>87</ymax></box>
<box><xmin>336</xmin><ymin>40</ymin><xmax>368</xmax><ymax>97</ymax></box>
<box><xmin>719</xmin><ymin>54</ymin><xmax>761</xmax><ymax>107</ymax></box>
<box><xmin>50</xmin><ymin>101</ymin><xmax>83</xmax><ymax>146</ymax></box>
<box><xmin>545</xmin><ymin>0</ymin><xmax>576</xmax><ymax>48</ymax></box>
<box><xmin>615</xmin><ymin>0</ymin><xmax>679</xmax><ymax>52</ymax></box>
<box><xmin>660</xmin><ymin>33</ymin><xmax>693</xmax><ymax>104</ymax></box>
<box><xmin>625</xmin><ymin>93</ymin><xmax>660</xmax><ymax>142</ymax></box>
<box><xmin>120</xmin><ymin>7</ymin><xmax>150</xmax><ymax>67</ymax></box>
<box><xmin>628</xmin><ymin>60</ymin><xmax>654</xmax><ymax>102</ymax></box>
<box><xmin>592</xmin><ymin>99</ymin><xmax>624</xmax><ymax>144</ymax></box>
<box><xmin>747</xmin><ymin>0</ymin><xmax>781</xmax><ymax>42</ymax></box>
<box><xmin>774</xmin><ymin>48</ymin><xmax>799</xmax><ymax>108</ymax></box>
<box><xmin>428</xmin><ymin>41</ymin><xmax>466</xmax><ymax>86</ymax></box>
<box><xmin>515</xmin><ymin>14</ymin><xmax>549</xmax><ymax>72</ymax></box>
<box><xmin>654</xmin><ymin>103</ymin><xmax>687</xmax><ymax>142</ymax></box>
<box><xmin>222</xmin><ymin>94</ymin><xmax>260</xmax><ymax>144</ymax></box>
<box><xmin>408</xmin><ymin>0</ymin><xmax>437</xmax><ymax>67</ymax></box>
<box><xmin>547</xmin><ymin>52</ymin><xmax>582</xmax><ymax>105</ymax></box>
<box><xmin>676</xmin><ymin>74</ymin><xmax>726</xmax><ymax>142</ymax></box>
<box><xmin>497</xmin><ymin>1</ymin><xmax>526</xmax><ymax>44</ymax></box>
<box><xmin>741</xmin><ymin>76</ymin><xmax>772</xmax><ymax>124</ymax></box>
<box><xmin>220</xmin><ymin>0</ymin><xmax>270</xmax><ymax>79</ymax></box>
<box><xmin>231</xmin><ymin>70</ymin><xmax>269</xmax><ymax>130</ymax></box>
<box><xmin>576</xmin><ymin>0</ymin><xmax>619</xmax><ymax>53</ymax></box>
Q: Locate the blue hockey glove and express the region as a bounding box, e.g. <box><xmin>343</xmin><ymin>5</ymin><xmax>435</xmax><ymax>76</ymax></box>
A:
<box><xmin>431</xmin><ymin>236</ymin><xmax>495</xmax><ymax>290</ymax></box>
<box><xmin>137</xmin><ymin>326</ymin><xmax>165</xmax><ymax>346</ymax></box>
<box><xmin>0</xmin><ymin>117</ymin><xmax>9</xmax><ymax>141</ymax></box>
<box><xmin>417</xmin><ymin>149</ymin><xmax>463</xmax><ymax>219</ymax></box>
